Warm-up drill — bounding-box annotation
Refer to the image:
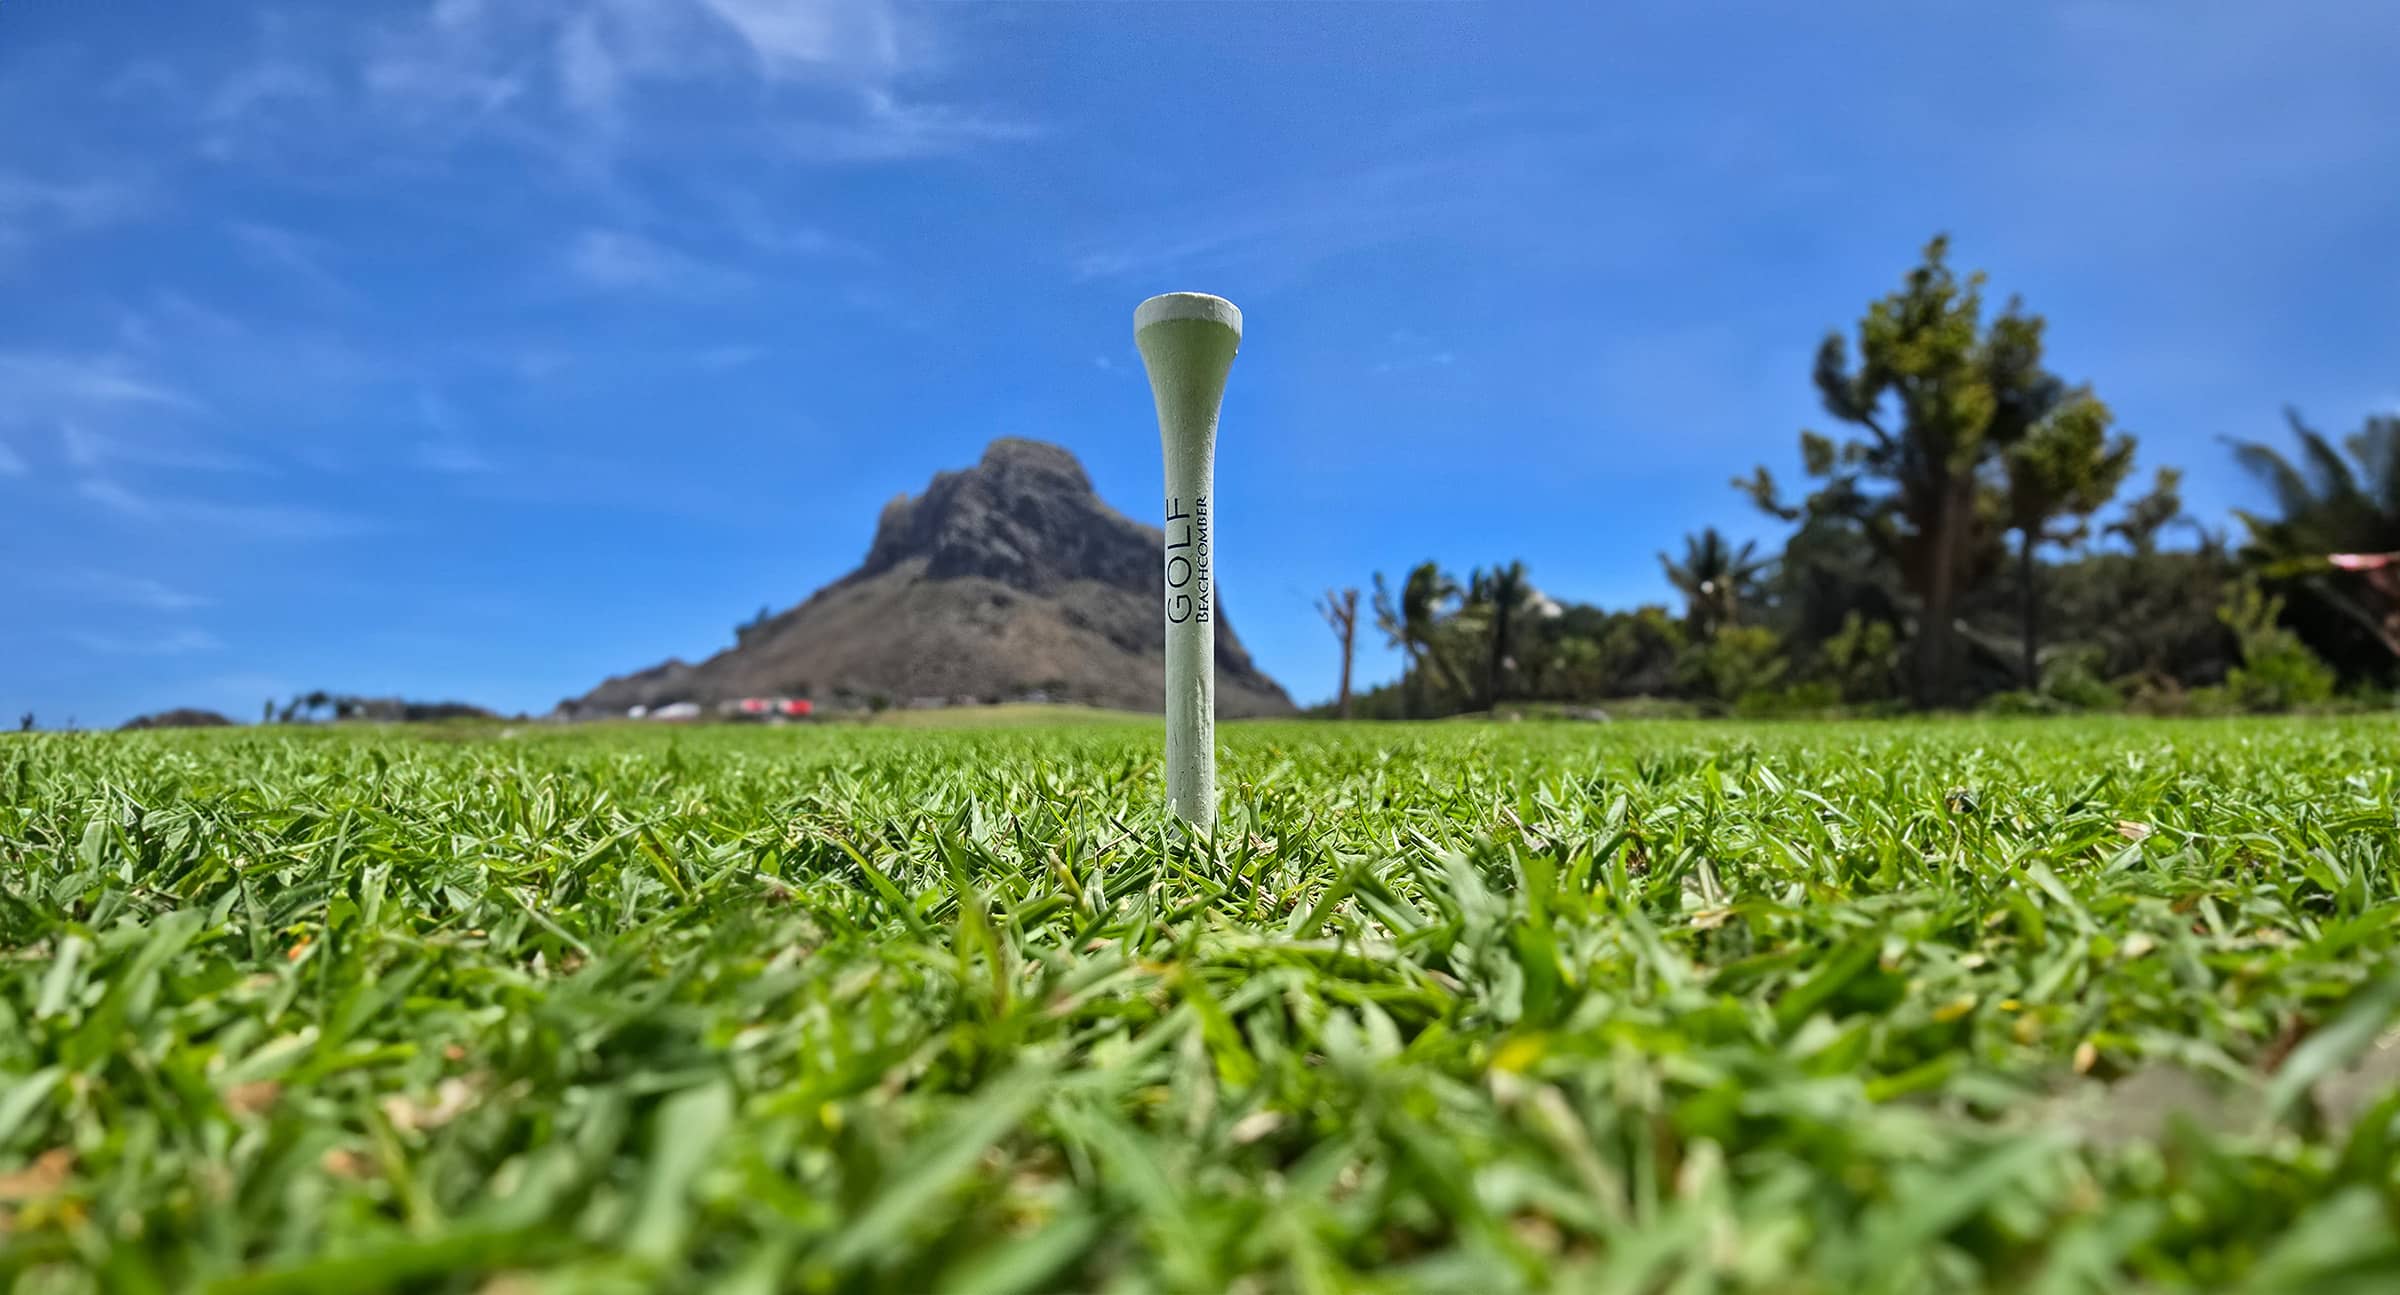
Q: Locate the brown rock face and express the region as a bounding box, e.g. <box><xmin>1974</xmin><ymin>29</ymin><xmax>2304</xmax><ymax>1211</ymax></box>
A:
<box><xmin>561</xmin><ymin>438</ymin><xmax>1295</xmax><ymax>717</ymax></box>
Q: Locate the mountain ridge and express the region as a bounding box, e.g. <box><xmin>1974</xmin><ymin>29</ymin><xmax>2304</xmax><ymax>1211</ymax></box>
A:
<box><xmin>559</xmin><ymin>438</ymin><xmax>1295</xmax><ymax>718</ymax></box>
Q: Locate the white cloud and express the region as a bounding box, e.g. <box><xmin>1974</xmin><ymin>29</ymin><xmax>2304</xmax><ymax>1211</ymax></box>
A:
<box><xmin>228</xmin><ymin>221</ymin><xmax>353</xmax><ymax>301</ymax></box>
<box><xmin>564</xmin><ymin>228</ymin><xmax>746</xmax><ymax>295</ymax></box>
<box><xmin>205</xmin><ymin>60</ymin><xmax>330</xmax><ymax>126</ymax></box>
<box><xmin>188</xmin><ymin>0</ymin><xmax>1020</xmax><ymax>177</ymax></box>
<box><xmin>0</xmin><ymin>171</ymin><xmax>146</xmax><ymax>229</ymax></box>
<box><xmin>558</xmin><ymin>13</ymin><xmax>620</xmax><ymax>116</ymax></box>
<box><xmin>410</xmin><ymin>390</ymin><xmax>491</xmax><ymax>472</ymax></box>
<box><xmin>692</xmin><ymin>344</ymin><xmax>765</xmax><ymax>371</ymax></box>
<box><xmin>199</xmin><ymin>54</ymin><xmax>338</xmax><ymax>162</ymax></box>
<box><xmin>54</xmin><ymin>570</ymin><xmax>213</xmax><ymax>612</ymax></box>
<box><xmin>0</xmin><ymin>170</ymin><xmax>150</xmax><ymax>265</ymax></box>
<box><xmin>696</xmin><ymin>0</ymin><xmax>904</xmax><ymax>81</ymax></box>
<box><xmin>1071</xmin><ymin>147</ymin><xmax>1563</xmax><ymax>287</ymax></box>
<box><xmin>777</xmin><ymin>92</ymin><xmax>1037</xmax><ymax>162</ymax></box>
<box><xmin>61</xmin><ymin>424</ymin><xmax>103</xmax><ymax>469</ymax></box>
<box><xmin>78</xmin><ymin>476</ymin><xmax>369</xmax><ymax>540</ymax></box>
<box><xmin>416</xmin><ymin>389</ymin><xmax>463</xmax><ymax>434</ymax></box>
<box><xmin>1373</xmin><ymin>332</ymin><xmax>1460</xmax><ymax>376</ymax></box>
<box><xmin>77</xmin><ymin>477</ymin><xmax>152</xmax><ymax>516</ymax></box>
<box><xmin>59</xmin><ymin>423</ymin><xmax>264</xmax><ymax>474</ymax></box>
<box><xmin>69</xmin><ymin>628</ymin><xmax>224</xmax><ymax>657</ymax></box>
<box><xmin>416</xmin><ymin>443</ymin><xmax>492</xmax><ymax>473</ymax></box>
<box><xmin>0</xmin><ymin>352</ymin><xmax>203</xmax><ymax>420</ymax></box>
<box><xmin>714</xmin><ymin>188</ymin><xmax>865</xmax><ymax>258</ymax></box>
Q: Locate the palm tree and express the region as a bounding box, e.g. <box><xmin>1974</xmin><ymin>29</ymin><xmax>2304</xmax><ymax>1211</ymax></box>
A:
<box><xmin>1658</xmin><ymin>528</ymin><xmax>1768</xmax><ymax>640</ymax></box>
<box><xmin>1468</xmin><ymin>561</ymin><xmax>1533</xmax><ymax>709</ymax></box>
<box><xmin>1372</xmin><ymin>562</ymin><xmax>1463</xmax><ymax>716</ymax></box>
<box><xmin>2229</xmin><ymin>410</ymin><xmax>2400</xmax><ymax>665</ymax></box>
<box><xmin>2106</xmin><ymin>467</ymin><xmax>2192</xmax><ymax>555</ymax></box>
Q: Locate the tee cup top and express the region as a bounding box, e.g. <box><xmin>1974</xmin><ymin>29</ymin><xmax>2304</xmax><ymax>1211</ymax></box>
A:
<box><xmin>1135</xmin><ymin>292</ymin><xmax>1243</xmax><ymax>339</ymax></box>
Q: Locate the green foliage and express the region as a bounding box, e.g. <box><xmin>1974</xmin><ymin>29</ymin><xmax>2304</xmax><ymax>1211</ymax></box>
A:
<box><xmin>1466</xmin><ymin>560</ymin><xmax>1535</xmax><ymax>707</ymax></box>
<box><xmin>2218</xmin><ymin>581</ymin><xmax>2339</xmax><ymax>711</ymax></box>
<box><xmin>2001</xmin><ymin>393</ymin><xmax>2135</xmax><ymax>547</ymax></box>
<box><xmin>2228</xmin><ymin>410</ymin><xmax>2400</xmax><ymax>676</ymax></box>
<box><xmin>2023</xmin><ymin>547</ymin><xmax>2237</xmax><ymax>689</ymax></box>
<box><xmin>1373</xmin><ymin>562</ymin><xmax>1469</xmax><ymax>717</ymax></box>
<box><xmin>1742</xmin><ymin>236</ymin><xmax>2133</xmax><ymax>706</ymax></box>
<box><xmin>2040</xmin><ymin>647</ymin><xmax>2124</xmax><ymax>711</ymax></box>
<box><xmin>2107</xmin><ymin>467</ymin><xmax>2189</xmax><ymax>555</ymax></box>
<box><xmin>1676</xmin><ymin>624</ymin><xmax>1787</xmax><ymax>704</ymax></box>
<box><xmin>1732</xmin><ymin>680</ymin><xmax>1842</xmax><ymax>717</ymax></box>
<box><xmin>4</xmin><ymin>720</ymin><xmax>2400</xmax><ymax>1290</ymax></box>
<box><xmin>2002</xmin><ymin>389</ymin><xmax>2137</xmax><ymax>689</ymax></box>
<box><xmin>1659</xmin><ymin>528</ymin><xmax>1770</xmax><ymax>640</ymax></box>
<box><xmin>1816</xmin><ymin>611</ymin><xmax>1903</xmax><ymax>703</ymax></box>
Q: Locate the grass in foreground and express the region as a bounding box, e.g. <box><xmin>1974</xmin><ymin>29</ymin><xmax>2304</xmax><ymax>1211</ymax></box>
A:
<box><xmin>2</xmin><ymin>718</ymin><xmax>2399</xmax><ymax>1292</ymax></box>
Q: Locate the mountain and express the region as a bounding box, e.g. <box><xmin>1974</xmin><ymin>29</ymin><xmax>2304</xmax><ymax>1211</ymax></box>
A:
<box><xmin>559</xmin><ymin>439</ymin><xmax>1296</xmax><ymax>718</ymax></box>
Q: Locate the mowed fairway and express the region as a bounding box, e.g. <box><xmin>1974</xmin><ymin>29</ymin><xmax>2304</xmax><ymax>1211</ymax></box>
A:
<box><xmin>5</xmin><ymin>719</ymin><xmax>2400</xmax><ymax>1292</ymax></box>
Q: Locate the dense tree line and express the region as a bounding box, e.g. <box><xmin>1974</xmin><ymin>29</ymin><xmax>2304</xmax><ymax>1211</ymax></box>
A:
<box><xmin>1325</xmin><ymin>238</ymin><xmax>2400</xmax><ymax>718</ymax></box>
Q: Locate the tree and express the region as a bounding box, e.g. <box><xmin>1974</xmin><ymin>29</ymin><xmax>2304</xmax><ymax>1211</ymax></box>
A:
<box><xmin>1659</xmin><ymin>527</ymin><xmax>1769</xmax><ymax>640</ymax></box>
<box><xmin>2000</xmin><ymin>397</ymin><xmax>2135</xmax><ymax>686</ymax></box>
<box><xmin>1372</xmin><ymin>562</ymin><xmax>1464</xmax><ymax>717</ymax></box>
<box><xmin>1316</xmin><ymin>587</ymin><xmax>1360</xmax><ymax>719</ymax></box>
<box><xmin>1741</xmin><ymin>236</ymin><xmax>2108</xmax><ymax>706</ymax></box>
<box><xmin>2107</xmin><ymin>467</ymin><xmax>2189</xmax><ymax>555</ymax></box>
<box><xmin>2228</xmin><ymin>411</ymin><xmax>2400</xmax><ymax>670</ymax></box>
<box><xmin>16</xmin><ymin>712</ymin><xmax>30</xmax><ymax>733</ymax></box>
<box><xmin>1467</xmin><ymin>561</ymin><xmax>1533</xmax><ymax>709</ymax></box>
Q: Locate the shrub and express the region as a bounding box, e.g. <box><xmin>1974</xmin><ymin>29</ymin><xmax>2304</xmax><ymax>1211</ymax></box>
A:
<box><xmin>2219</xmin><ymin>582</ymin><xmax>2337</xmax><ymax>712</ymax></box>
<box><xmin>1735</xmin><ymin>681</ymin><xmax>1843</xmax><ymax>717</ymax></box>
<box><xmin>1677</xmin><ymin>625</ymin><xmax>1787</xmax><ymax>705</ymax></box>
<box><xmin>1817</xmin><ymin>613</ymin><xmax>1902</xmax><ymax>703</ymax></box>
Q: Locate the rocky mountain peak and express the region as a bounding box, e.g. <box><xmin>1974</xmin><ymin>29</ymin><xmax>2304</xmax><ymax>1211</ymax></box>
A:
<box><xmin>855</xmin><ymin>438</ymin><xmax>1150</xmax><ymax>595</ymax></box>
<box><xmin>561</xmin><ymin>438</ymin><xmax>1293</xmax><ymax>719</ymax></box>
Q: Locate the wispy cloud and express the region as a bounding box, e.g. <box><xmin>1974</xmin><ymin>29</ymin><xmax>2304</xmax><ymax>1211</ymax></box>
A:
<box><xmin>202</xmin><ymin>59</ymin><xmax>333</xmax><ymax>159</ymax></box>
<box><xmin>78</xmin><ymin>476</ymin><xmax>370</xmax><ymax>540</ymax></box>
<box><xmin>61</xmin><ymin>423</ymin><xmax>265</xmax><ymax>474</ymax></box>
<box><xmin>564</xmin><ymin>228</ymin><xmax>747</xmax><ymax>295</ymax></box>
<box><xmin>0</xmin><ymin>351</ymin><xmax>204</xmax><ymax>422</ymax></box>
<box><xmin>52</xmin><ymin>570</ymin><xmax>213</xmax><ymax>612</ymax></box>
<box><xmin>0</xmin><ymin>440</ymin><xmax>23</xmax><ymax>477</ymax></box>
<box><xmin>228</xmin><ymin>220</ymin><xmax>355</xmax><ymax>302</ymax></box>
<box><xmin>697</xmin><ymin>0</ymin><xmax>906</xmax><ymax>81</ymax></box>
<box><xmin>68</xmin><ymin>628</ymin><xmax>224</xmax><ymax>657</ymax></box>
<box><xmin>105</xmin><ymin>296</ymin><xmax>392</xmax><ymax>428</ymax></box>
<box><xmin>192</xmin><ymin>0</ymin><xmax>1024</xmax><ymax>179</ymax></box>
<box><xmin>777</xmin><ymin>93</ymin><xmax>1037</xmax><ymax>162</ymax></box>
<box><xmin>412</xmin><ymin>389</ymin><xmax>492</xmax><ymax>473</ymax></box>
<box><xmin>692</xmin><ymin>344</ymin><xmax>766</xmax><ymax>371</ymax></box>
<box><xmin>416</xmin><ymin>442</ymin><xmax>493</xmax><ymax>474</ymax></box>
<box><xmin>556</xmin><ymin>12</ymin><xmax>619</xmax><ymax>117</ymax></box>
<box><xmin>1071</xmin><ymin>141</ymin><xmax>1585</xmax><ymax>289</ymax></box>
<box><xmin>0</xmin><ymin>171</ymin><xmax>147</xmax><ymax>228</ymax></box>
<box><xmin>714</xmin><ymin>188</ymin><xmax>867</xmax><ymax>258</ymax></box>
<box><xmin>0</xmin><ymin>169</ymin><xmax>148</xmax><ymax>264</ymax></box>
<box><xmin>1374</xmin><ymin>329</ymin><xmax>1458</xmax><ymax>375</ymax></box>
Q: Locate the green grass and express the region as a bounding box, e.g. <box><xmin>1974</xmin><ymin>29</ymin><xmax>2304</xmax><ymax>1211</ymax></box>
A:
<box><xmin>3</xmin><ymin>717</ymin><xmax>2399</xmax><ymax>1292</ymax></box>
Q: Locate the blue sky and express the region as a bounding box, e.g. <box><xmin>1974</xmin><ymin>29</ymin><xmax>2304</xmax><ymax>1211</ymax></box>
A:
<box><xmin>6</xmin><ymin>1</ymin><xmax>2400</xmax><ymax>726</ymax></box>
